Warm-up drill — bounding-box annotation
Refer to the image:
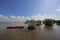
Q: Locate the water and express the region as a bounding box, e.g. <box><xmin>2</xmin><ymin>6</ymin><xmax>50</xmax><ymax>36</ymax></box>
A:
<box><xmin>0</xmin><ymin>22</ymin><xmax>60</xmax><ymax>40</ymax></box>
<box><xmin>0</xmin><ymin>22</ymin><xmax>25</xmax><ymax>30</ymax></box>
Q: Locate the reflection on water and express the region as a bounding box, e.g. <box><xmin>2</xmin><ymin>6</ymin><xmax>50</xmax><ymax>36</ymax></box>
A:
<box><xmin>44</xmin><ymin>26</ymin><xmax>54</xmax><ymax>32</ymax></box>
<box><xmin>0</xmin><ymin>23</ymin><xmax>60</xmax><ymax>40</ymax></box>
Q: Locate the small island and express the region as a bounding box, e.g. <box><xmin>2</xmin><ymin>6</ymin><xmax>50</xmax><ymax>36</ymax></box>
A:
<box><xmin>25</xmin><ymin>19</ymin><xmax>60</xmax><ymax>29</ymax></box>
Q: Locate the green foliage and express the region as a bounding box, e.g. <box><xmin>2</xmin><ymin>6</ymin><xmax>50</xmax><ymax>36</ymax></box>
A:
<box><xmin>25</xmin><ymin>20</ymin><xmax>41</xmax><ymax>25</ymax></box>
<box><xmin>55</xmin><ymin>20</ymin><xmax>60</xmax><ymax>25</ymax></box>
<box><xmin>43</xmin><ymin>19</ymin><xmax>55</xmax><ymax>26</ymax></box>
<box><xmin>25</xmin><ymin>20</ymin><xmax>29</xmax><ymax>24</ymax></box>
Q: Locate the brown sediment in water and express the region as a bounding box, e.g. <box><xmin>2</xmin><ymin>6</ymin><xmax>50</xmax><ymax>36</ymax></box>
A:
<box><xmin>0</xmin><ymin>29</ymin><xmax>40</xmax><ymax>40</ymax></box>
<box><xmin>0</xmin><ymin>26</ymin><xmax>60</xmax><ymax>40</ymax></box>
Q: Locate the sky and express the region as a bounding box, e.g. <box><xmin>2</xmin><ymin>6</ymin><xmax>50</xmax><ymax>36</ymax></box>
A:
<box><xmin>0</xmin><ymin>0</ymin><xmax>60</xmax><ymax>22</ymax></box>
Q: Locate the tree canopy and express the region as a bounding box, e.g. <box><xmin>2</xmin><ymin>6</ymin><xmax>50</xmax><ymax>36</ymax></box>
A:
<box><xmin>25</xmin><ymin>20</ymin><xmax>41</xmax><ymax>25</ymax></box>
<box><xmin>43</xmin><ymin>19</ymin><xmax>55</xmax><ymax>26</ymax></box>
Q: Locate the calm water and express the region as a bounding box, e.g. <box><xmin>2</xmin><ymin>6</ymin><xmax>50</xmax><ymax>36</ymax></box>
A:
<box><xmin>0</xmin><ymin>22</ymin><xmax>25</xmax><ymax>30</ymax></box>
<box><xmin>0</xmin><ymin>22</ymin><xmax>60</xmax><ymax>40</ymax></box>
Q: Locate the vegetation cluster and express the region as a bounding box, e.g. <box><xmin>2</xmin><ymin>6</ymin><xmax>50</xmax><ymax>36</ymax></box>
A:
<box><xmin>25</xmin><ymin>19</ymin><xmax>60</xmax><ymax>26</ymax></box>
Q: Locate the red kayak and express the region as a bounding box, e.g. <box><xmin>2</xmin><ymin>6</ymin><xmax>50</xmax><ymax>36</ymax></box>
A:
<box><xmin>7</xmin><ymin>26</ymin><xmax>24</xmax><ymax>29</ymax></box>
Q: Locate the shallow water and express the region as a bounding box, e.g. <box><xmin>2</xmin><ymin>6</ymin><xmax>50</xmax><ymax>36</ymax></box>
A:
<box><xmin>0</xmin><ymin>22</ymin><xmax>60</xmax><ymax>40</ymax></box>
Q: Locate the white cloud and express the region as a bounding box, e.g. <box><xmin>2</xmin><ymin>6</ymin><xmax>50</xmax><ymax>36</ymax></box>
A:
<box><xmin>56</xmin><ymin>7</ymin><xmax>60</xmax><ymax>11</ymax></box>
<box><xmin>10</xmin><ymin>16</ymin><xmax>26</xmax><ymax>22</ymax></box>
<box><xmin>26</xmin><ymin>13</ymin><xmax>58</xmax><ymax>21</ymax></box>
<box><xmin>17</xmin><ymin>16</ymin><xmax>20</xmax><ymax>19</ymax></box>
<box><xmin>0</xmin><ymin>15</ymin><xmax>8</xmax><ymax>19</ymax></box>
<box><xmin>0</xmin><ymin>15</ymin><xmax>26</xmax><ymax>22</ymax></box>
<box><xmin>0</xmin><ymin>15</ymin><xmax>9</xmax><ymax>20</ymax></box>
<box><xmin>56</xmin><ymin>9</ymin><xmax>60</xmax><ymax>11</ymax></box>
<box><xmin>0</xmin><ymin>15</ymin><xmax>11</xmax><ymax>22</ymax></box>
<box><xmin>31</xmin><ymin>14</ymin><xmax>46</xmax><ymax>21</ymax></box>
<box><xmin>10</xmin><ymin>16</ymin><xmax>16</xmax><ymax>19</ymax></box>
<box><xmin>0</xmin><ymin>14</ymin><xmax>59</xmax><ymax>22</ymax></box>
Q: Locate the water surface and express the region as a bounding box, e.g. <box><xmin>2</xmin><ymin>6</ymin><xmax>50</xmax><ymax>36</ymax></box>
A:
<box><xmin>0</xmin><ymin>22</ymin><xmax>60</xmax><ymax>40</ymax></box>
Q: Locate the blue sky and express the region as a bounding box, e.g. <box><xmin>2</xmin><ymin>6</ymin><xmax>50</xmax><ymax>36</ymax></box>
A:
<box><xmin>0</xmin><ymin>0</ymin><xmax>60</xmax><ymax>22</ymax></box>
<box><xmin>0</xmin><ymin>0</ymin><xmax>39</xmax><ymax>16</ymax></box>
<box><xmin>0</xmin><ymin>0</ymin><xmax>59</xmax><ymax>16</ymax></box>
